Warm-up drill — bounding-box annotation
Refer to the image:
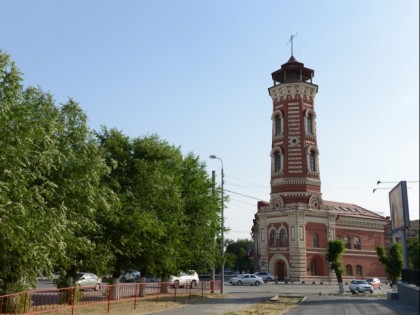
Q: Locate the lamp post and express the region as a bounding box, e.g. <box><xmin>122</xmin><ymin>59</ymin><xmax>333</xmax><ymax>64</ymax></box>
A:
<box><xmin>209</xmin><ymin>154</ymin><xmax>224</xmax><ymax>294</ymax></box>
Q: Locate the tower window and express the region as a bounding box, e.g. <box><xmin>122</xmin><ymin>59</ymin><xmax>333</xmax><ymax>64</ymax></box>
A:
<box><xmin>306</xmin><ymin>115</ymin><xmax>313</xmax><ymax>134</ymax></box>
<box><xmin>274</xmin><ymin>152</ymin><xmax>282</xmax><ymax>173</ymax></box>
<box><xmin>275</xmin><ymin>115</ymin><xmax>283</xmax><ymax>135</ymax></box>
<box><xmin>309</xmin><ymin>151</ymin><xmax>316</xmax><ymax>172</ymax></box>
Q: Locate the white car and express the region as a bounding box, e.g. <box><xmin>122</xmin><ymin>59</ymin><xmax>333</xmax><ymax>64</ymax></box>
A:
<box><xmin>169</xmin><ymin>271</ymin><xmax>199</xmax><ymax>288</ymax></box>
<box><xmin>349</xmin><ymin>280</ymin><xmax>373</xmax><ymax>293</ymax></box>
<box><xmin>229</xmin><ymin>274</ymin><xmax>264</xmax><ymax>286</ymax></box>
<box><xmin>120</xmin><ymin>269</ymin><xmax>141</xmax><ymax>282</ymax></box>
<box><xmin>254</xmin><ymin>272</ymin><xmax>274</xmax><ymax>282</ymax></box>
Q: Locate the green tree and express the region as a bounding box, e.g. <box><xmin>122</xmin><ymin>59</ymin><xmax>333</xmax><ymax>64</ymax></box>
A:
<box><xmin>225</xmin><ymin>239</ymin><xmax>254</xmax><ymax>274</ymax></box>
<box><xmin>326</xmin><ymin>240</ymin><xmax>346</xmax><ymax>293</ymax></box>
<box><xmin>407</xmin><ymin>233</ymin><xmax>419</xmax><ymax>269</ymax></box>
<box><xmin>96</xmin><ymin>129</ymin><xmax>221</xmax><ymax>281</ymax></box>
<box><xmin>0</xmin><ymin>51</ymin><xmax>113</xmax><ymax>294</ymax></box>
<box><xmin>376</xmin><ymin>243</ymin><xmax>403</xmax><ymax>287</ymax></box>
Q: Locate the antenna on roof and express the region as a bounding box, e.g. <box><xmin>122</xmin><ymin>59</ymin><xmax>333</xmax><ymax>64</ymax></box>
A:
<box><xmin>287</xmin><ymin>33</ymin><xmax>298</xmax><ymax>57</ymax></box>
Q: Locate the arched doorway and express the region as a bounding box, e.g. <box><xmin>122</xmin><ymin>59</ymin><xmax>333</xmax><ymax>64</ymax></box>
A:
<box><xmin>309</xmin><ymin>254</ymin><xmax>325</xmax><ymax>276</ymax></box>
<box><xmin>268</xmin><ymin>254</ymin><xmax>290</xmax><ymax>281</ymax></box>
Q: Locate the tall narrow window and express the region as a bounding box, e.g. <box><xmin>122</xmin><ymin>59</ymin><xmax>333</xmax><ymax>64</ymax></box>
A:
<box><xmin>344</xmin><ymin>236</ymin><xmax>351</xmax><ymax>249</ymax></box>
<box><xmin>356</xmin><ymin>265</ymin><xmax>363</xmax><ymax>276</ymax></box>
<box><xmin>274</xmin><ymin>152</ymin><xmax>282</xmax><ymax>172</ymax></box>
<box><xmin>313</xmin><ymin>233</ymin><xmax>319</xmax><ymax>248</ymax></box>
<box><xmin>354</xmin><ymin>237</ymin><xmax>361</xmax><ymax>250</ymax></box>
<box><xmin>309</xmin><ymin>151</ymin><xmax>316</xmax><ymax>172</ymax></box>
<box><xmin>280</xmin><ymin>229</ymin><xmax>287</xmax><ymax>247</ymax></box>
<box><xmin>346</xmin><ymin>265</ymin><xmax>353</xmax><ymax>276</ymax></box>
<box><xmin>275</xmin><ymin>115</ymin><xmax>282</xmax><ymax>135</ymax></box>
<box><xmin>270</xmin><ymin>230</ymin><xmax>276</xmax><ymax>247</ymax></box>
<box><xmin>306</xmin><ymin>115</ymin><xmax>313</xmax><ymax>134</ymax></box>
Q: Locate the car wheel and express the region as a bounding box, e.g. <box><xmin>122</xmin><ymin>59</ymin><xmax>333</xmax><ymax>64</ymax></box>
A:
<box><xmin>174</xmin><ymin>280</ymin><xmax>180</xmax><ymax>288</ymax></box>
<box><xmin>266</xmin><ymin>277</ymin><xmax>272</xmax><ymax>282</ymax></box>
<box><xmin>379</xmin><ymin>285</ymin><xmax>381</xmax><ymax>289</ymax></box>
<box><xmin>120</xmin><ymin>277</ymin><xmax>126</xmax><ymax>283</ymax></box>
<box><xmin>95</xmin><ymin>283</ymin><xmax>100</xmax><ymax>291</ymax></box>
<box><xmin>351</xmin><ymin>290</ymin><xmax>355</xmax><ymax>294</ymax></box>
<box><xmin>370</xmin><ymin>290</ymin><xmax>373</xmax><ymax>293</ymax></box>
<box><xmin>237</xmin><ymin>280</ymin><xmax>242</xmax><ymax>286</ymax></box>
<box><xmin>255</xmin><ymin>281</ymin><xmax>260</xmax><ymax>286</ymax></box>
<box><xmin>190</xmin><ymin>280</ymin><xmax>197</xmax><ymax>288</ymax></box>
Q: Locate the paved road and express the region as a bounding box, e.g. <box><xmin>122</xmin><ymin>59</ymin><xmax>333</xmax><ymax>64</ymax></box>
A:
<box><xmin>153</xmin><ymin>282</ymin><xmax>419</xmax><ymax>315</ymax></box>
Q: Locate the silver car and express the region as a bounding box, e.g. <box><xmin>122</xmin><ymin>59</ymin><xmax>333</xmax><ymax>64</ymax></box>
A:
<box><xmin>74</xmin><ymin>272</ymin><xmax>101</xmax><ymax>291</ymax></box>
<box><xmin>229</xmin><ymin>274</ymin><xmax>264</xmax><ymax>286</ymax></box>
<box><xmin>254</xmin><ymin>272</ymin><xmax>274</xmax><ymax>282</ymax></box>
<box><xmin>349</xmin><ymin>280</ymin><xmax>373</xmax><ymax>293</ymax></box>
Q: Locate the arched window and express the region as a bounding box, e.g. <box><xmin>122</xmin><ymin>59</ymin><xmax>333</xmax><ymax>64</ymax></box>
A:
<box><xmin>270</xmin><ymin>230</ymin><xmax>276</xmax><ymax>247</ymax></box>
<box><xmin>275</xmin><ymin>152</ymin><xmax>281</xmax><ymax>172</ymax></box>
<box><xmin>313</xmin><ymin>233</ymin><xmax>319</xmax><ymax>248</ymax></box>
<box><xmin>344</xmin><ymin>236</ymin><xmax>351</xmax><ymax>249</ymax></box>
<box><xmin>304</xmin><ymin>110</ymin><xmax>316</xmax><ymax>135</ymax></box>
<box><xmin>306</xmin><ymin>114</ymin><xmax>314</xmax><ymax>134</ymax></box>
<box><xmin>346</xmin><ymin>264</ymin><xmax>353</xmax><ymax>276</ymax></box>
<box><xmin>280</xmin><ymin>229</ymin><xmax>287</xmax><ymax>247</ymax></box>
<box><xmin>356</xmin><ymin>265</ymin><xmax>363</xmax><ymax>276</ymax></box>
<box><xmin>309</xmin><ymin>151</ymin><xmax>316</xmax><ymax>172</ymax></box>
<box><xmin>354</xmin><ymin>237</ymin><xmax>361</xmax><ymax>250</ymax></box>
<box><xmin>275</xmin><ymin>115</ymin><xmax>283</xmax><ymax>135</ymax></box>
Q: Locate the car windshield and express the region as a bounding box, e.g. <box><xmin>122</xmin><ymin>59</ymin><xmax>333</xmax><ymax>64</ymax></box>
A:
<box><xmin>357</xmin><ymin>280</ymin><xmax>367</xmax><ymax>284</ymax></box>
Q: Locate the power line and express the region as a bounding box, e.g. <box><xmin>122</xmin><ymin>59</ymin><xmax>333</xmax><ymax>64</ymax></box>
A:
<box><xmin>224</xmin><ymin>189</ymin><xmax>268</xmax><ymax>202</ymax></box>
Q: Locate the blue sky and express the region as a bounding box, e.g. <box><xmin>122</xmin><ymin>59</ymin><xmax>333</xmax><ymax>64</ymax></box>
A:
<box><xmin>1</xmin><ymin>0</ymin><xmax>419</xmax><ymax>241</ymax></box>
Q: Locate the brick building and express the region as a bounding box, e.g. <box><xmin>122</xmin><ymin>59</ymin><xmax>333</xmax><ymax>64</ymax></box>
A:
<box><xmin>251</xmin><ymin>54</ymin><xmax>389</xmax><ymax>283</ymax></box>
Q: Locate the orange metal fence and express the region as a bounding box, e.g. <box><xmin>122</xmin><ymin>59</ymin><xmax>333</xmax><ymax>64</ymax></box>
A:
<box><xmin>0</xmin><ymin>280</ymin><xmax>220</xmax><ymax>315</ymax></box>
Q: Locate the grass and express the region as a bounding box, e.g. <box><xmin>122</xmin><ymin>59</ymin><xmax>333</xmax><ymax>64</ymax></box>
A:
<box><xmin>36</xmin><ymin>294</ymin><xmax>222</xmax><ymax>315</ymax></box>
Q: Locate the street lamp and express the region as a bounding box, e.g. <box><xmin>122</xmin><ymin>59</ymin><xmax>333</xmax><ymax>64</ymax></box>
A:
<box><xmin>209</xmin><ymin>154</ymin><xmax>224</xmax><ymax>294</ymax></box>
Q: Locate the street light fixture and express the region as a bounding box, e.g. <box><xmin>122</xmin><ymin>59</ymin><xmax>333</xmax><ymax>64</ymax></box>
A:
<box><xmin>209</xmin><ymin>154</ymin><xmax>224</xmax><ymax>294</ymax></box>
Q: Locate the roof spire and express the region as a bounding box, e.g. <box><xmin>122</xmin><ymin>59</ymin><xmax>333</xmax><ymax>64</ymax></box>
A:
<box><xmin>287</xmin><ymin>33</ymin><xmax>298</xmax><ymax>57</ymax></box>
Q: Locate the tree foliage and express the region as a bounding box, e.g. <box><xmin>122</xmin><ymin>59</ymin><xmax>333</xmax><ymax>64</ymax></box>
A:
<box><xmin>376</xmin><ymin>243</ymin><xmax>403</xmax><ymax>286</ymax></box>
<box><xmin>0</xmin><ymin>51</ymin><xmax>222</xmax><ymax>295</ymax></box>
<box><xmin>0</xmin><ymin>51</ymin><xmax>112</xmax><ymax>293</ymax></box>
<box><xmin>225</xmin><ymin>239</ymin><xmax>254</xmax><ymax>273</ymax></box>
<box><xmin>407</xmin><ymin>233</ymin><xmax>419</xmax><ymax>270</ymax></box>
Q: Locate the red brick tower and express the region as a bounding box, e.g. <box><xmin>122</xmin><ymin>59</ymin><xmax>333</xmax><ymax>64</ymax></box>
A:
<box><xmin>268</xmin><ymin>55</ymin><xmax>322</xmax><ymax>209</ymax></box>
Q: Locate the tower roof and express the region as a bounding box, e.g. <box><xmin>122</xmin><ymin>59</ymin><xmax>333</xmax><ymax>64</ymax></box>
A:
<box><xmin>271</xmin><ymin>56</ymin><xmax>314</xmax><ymax>84</ymax></box>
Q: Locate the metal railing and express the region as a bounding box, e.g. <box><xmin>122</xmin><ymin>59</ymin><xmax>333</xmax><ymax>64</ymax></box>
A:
<box><xmin>0</xmin><ymin>280</ymin><xmax>220</xmax><ymax>315</ymax></box>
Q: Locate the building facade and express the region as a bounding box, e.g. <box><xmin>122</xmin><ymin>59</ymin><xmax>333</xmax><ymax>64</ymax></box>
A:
<box><xmin>251</xmin><ymin>55</ymin><xmax>389</xmax><ymax>283</ymax></box>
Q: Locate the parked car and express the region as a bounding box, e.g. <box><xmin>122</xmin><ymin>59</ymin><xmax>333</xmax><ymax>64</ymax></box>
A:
<box><xmin>254</xmin><ymin>272</ymin><xmax>274</xmax><ymax>282</ymax></box>
<box><xmin>51</xmin><ymin>271</ymin><xmax>61</xmax><ymax>284</ymax></box>
<box><xmin>229</xmin><ymin>274</ymin><xmax>264</xmax><ymax>286</ymax></box>
<box><xmin>55</xmin><ymin>272</ymin><xmax>101</xmax><ymax>291</ymax></box>
<box><xmin>349</xmin><ymin>280</ymin><xmax>373</xmax><ymax>293</ymax></box>
<box><xmin>365</xmin><ymin>277</ymin><xmax>382</xmax><ymax>289</ymax></box>
<box><xmin>169</xmin><ymin>271</ymin><xmax>199</xmax><ymax>288</ymax></box>
<box><xmin>120</xmin><ymin>269</ymin><xmax>141</xmax><ymax>282</ymax></box>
